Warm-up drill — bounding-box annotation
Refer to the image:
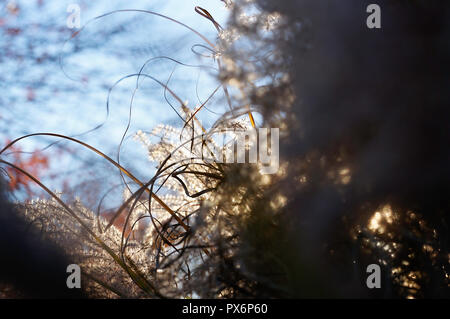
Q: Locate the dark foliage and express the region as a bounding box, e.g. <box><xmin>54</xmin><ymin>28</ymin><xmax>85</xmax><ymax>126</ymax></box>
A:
<box><xmin>246</xmin><ymin>0</ymin><xmax>450</xmax><ymax>297</ymax></box>
<box><xmin>0</xmin><ymin>179</ymin><xmax>85</xmax><ymax>298</ymax></box>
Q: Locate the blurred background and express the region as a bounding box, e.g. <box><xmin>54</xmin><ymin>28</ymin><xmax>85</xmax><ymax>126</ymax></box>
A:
<box><xmin>0</xmin><ymin>0</ymin><xmax>230</xmax><ymax>205</ymax></box>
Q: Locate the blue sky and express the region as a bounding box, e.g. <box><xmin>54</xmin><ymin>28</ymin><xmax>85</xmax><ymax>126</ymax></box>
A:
<box><xmin>0</xmin><ymin>0</ymin><xmax>232</xmax><ymax>198</ymax></box>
